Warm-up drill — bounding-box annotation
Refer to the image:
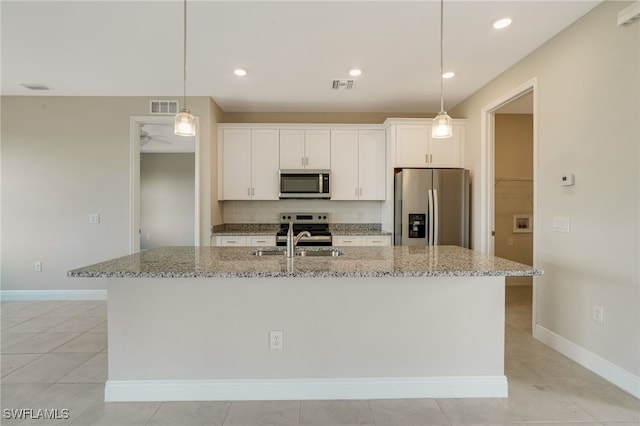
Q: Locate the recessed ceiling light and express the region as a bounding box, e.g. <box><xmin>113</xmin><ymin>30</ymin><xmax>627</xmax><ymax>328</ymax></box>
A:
<box><xmin>349</xmin><ymin>69</ymin><xmax>362</xmax><ymax>77</ymax></box>
<box><xmin>234</xmin><ymin>69</ymin><xmax>247</xmax><ymax>76</ymax></box>
<box><xmin>442</xmin><ymin>72</ymin><xmax>455</xmax><ymax>79</ymax></box>
<box><xmin>492</xmin><ymin>18</ymin><xmax>512</xmax><ymax>30</ymax></box>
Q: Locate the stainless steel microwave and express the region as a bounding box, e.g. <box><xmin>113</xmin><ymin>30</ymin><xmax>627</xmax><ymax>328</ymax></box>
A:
<box><xmin>279</xmin><ymin>169</ymin><xmax>330</xmax><ymax>199</ymax></box>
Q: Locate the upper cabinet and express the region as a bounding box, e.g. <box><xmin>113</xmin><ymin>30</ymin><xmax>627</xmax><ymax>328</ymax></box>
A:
<box><xmin>218</xmin><ymin>124</ymin><xmax>390</xmax><ymax>202</ymax></box>
<box><xmin>330</xmin><ymin>129</ymin><xmax>386</xmax><ymax>200</ymax></box>
<box><xmin>279</xmin><ymin>129</ymin><xmax>330</xmax><ymax>169</ymax></box>
<box><xmin>220</xmin><ymin>129</ymin><xmax>279</xmax><ymax>200</ymax></box>
<box><xmin>391</xmin><ymin>121</ymin><xmax>465</xmax><ymax>168</ymax></box>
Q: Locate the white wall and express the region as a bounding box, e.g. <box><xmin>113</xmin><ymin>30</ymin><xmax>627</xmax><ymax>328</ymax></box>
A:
<box><xmin>451</xmin><ymin>1</ymin><xmax>640</xmax><ymax>389</ymax></box>
<box><xmin>1</xmin><ymin>96</ymin><xmax>215</xmax><ymax>292</ymax></box>
<box><xmin>140</xmin><ymin>153</ymin><xmax>195</xmax><ymax>249</ymax></box>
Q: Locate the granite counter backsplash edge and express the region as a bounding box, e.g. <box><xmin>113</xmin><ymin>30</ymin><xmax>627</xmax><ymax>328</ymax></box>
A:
<box><xmin>212</xmin><ymin>223</ymin><xmax>389</xmax><ymax>236</ymax></box>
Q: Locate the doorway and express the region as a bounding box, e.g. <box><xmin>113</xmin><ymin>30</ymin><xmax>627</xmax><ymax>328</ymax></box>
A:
<box><xmin>480</xmin><ymin>79</ymin><xmax>537</xmax><ymax>332</ymax></box>
<box><xmin>129</xmin><ymin>116</ymin><xmax>199</xmax><ymax>253</ymax></box>
<box><xmin>494</xmin><ymin>92</ymin><xmax>534</xmax><ymax>286</ymax></box>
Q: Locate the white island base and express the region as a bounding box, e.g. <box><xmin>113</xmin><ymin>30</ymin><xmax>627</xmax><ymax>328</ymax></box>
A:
<box><xmin>105</xmin><ymin>275</ymin><xmax>507</xmax><ymax>402</ymax></box>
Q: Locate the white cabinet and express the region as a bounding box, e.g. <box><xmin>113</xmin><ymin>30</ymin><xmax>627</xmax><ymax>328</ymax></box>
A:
<box><xmin>330</xmin><ymin>130</ymin><xmax>386</xmax><ymax>200</ymax></box>
<box><xmin>214</xmin><ymin>235</ymin><xmax>276</xmax><ymax>246</ymax></box>
<box><xmin>363</xmin><ymin>235</ymin><xmax>391</xmax><ymax>246</ymax></box>
<box><xmin>332</xmin><ymin>235</ymin><xmax>391</xmax><ymax>246</ymax></box>
<box><xmin>279</xmin><ymin>129</ymin><xmax>330</xmax><ymax>169</ymax></box>
<box><xmin>393</xmin><ymin>123</ymin><xmax>463</xmax><ymax>168</ymax></box>
<box><xmin>247</xmin><ymin>235</ymin><xmax>276</xmax><ymax>246</ymax></box>
<box><xmin>332</xmin><ymin>236</ymin><xmax>362</xmax><ymax>246</ymax></box>
<box><xmin>215</xmin><ymin>236</ymin><xmax>246</xmax><ymax>246</ymax></box>
<box><xmin>221</xmin><ymin>129</ymin><xmax>279</xmax><ymax>200</ymax></box>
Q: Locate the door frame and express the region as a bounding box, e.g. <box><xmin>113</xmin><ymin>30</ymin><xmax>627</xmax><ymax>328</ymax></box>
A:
<box><xmin>480</xmin><ymin>78</ymin><xmax>538</xmax><ymax>329</ymax></box>
<box><xmin>479</xmin><ymin>78</ymin><xmax>537</xmax><ymax>255</ymax></box>
<box><xmin>129</xmin><ymin>115</ymin><xmax>200</xmax><ymax>253</ymax></box>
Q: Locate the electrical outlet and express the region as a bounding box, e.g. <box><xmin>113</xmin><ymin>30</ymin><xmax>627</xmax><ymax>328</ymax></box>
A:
<box><xmin>34</xmin><ymin>261</ymin><xmax>42</xmax><ymax>272</ymax></box>
<box><xmin>592</xmin><ymin>305</ymin><xmax>604</xmax><ymax>323</ymax></box>
<box><xmin>89</xmin><ymin>213</ymin><xmax>101</xmax><ymax>224</ymax></box>
<box><xmin>269</xmin><ymin>330</ymin><xmax>283</xmax><ymax>350</ymax></box>
<box><xmin>508</xmin><ymin>238</ymin><xmax>514</xmax><ymax>247</ymax></box>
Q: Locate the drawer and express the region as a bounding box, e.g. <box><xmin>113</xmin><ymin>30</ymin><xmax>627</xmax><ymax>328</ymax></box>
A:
<box><xmin>247</xmin><ymin>235</ymin><xmax>276</xmax><ymax>246</ymax></box>
<box><xmin>332</xmin><ymin>236</ymin><xmax>363</xmax><ymax>246</ymax></box>
<box><xmin>215</xmin><ymin>236</ymin><xmax>247</xmax><ymax>246</ymax></box>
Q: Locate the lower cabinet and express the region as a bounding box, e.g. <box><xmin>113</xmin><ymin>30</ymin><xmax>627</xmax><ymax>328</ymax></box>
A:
<box><xmin>214</xmin><ymin>235</ymin><xmax>276</xmax><ymax>247</ymax></box>
<box><xmin>332</xmin><ymin>235</ymin><xmax>391</xmax><ymax>246</ymax></box>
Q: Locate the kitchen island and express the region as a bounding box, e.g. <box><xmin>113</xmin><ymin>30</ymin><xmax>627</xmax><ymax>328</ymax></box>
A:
<box><xmin>69</xmin><ymin>246</ymin><xmax>541</xmax><ymax>402</ymax></box>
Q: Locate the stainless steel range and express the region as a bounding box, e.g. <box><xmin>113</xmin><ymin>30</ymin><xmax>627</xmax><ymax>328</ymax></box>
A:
<box><xmin>276</xmin><ymin>213</ymin><xmax>332</xmax><ymax>246</ymax></box>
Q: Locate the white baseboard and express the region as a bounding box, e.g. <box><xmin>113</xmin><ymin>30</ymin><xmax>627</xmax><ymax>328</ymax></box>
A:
<box><xmin>0</xmin><ymin>290</ymin><xmax>107</xmax><ymax>301</ymax></box>
<box><xmin>105</xmin><ymin>376</ymin><xmax>508</xmax><ymax>402</ymax></box>
<box><xmin>534</xmin><ymin>324</ymin><xmax>640</xmax><ymax>399</ymax></box>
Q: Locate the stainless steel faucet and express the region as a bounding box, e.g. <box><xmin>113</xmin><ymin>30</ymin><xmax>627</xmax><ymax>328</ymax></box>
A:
<box><xmin>286</xmin><ymin>221</ymin><xmax>311</xmax><ymax>258</ymax></box>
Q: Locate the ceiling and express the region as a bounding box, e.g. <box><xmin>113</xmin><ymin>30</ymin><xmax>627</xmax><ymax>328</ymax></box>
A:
<box><xmin>1</xmin><ymin>1</ymin><xmax>601</xmax><ymax>113</ymax></box>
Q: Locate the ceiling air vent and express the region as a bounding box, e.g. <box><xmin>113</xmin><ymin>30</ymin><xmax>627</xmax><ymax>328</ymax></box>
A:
<box><xmin>332</xmin><ymin>80</ymin><xmax>354</xmax><ymax>90</ymax></box>
<box><xmin>150</xmin><ymin>100</ymin><xmax>179</xmax><ymax>115</ymax></box>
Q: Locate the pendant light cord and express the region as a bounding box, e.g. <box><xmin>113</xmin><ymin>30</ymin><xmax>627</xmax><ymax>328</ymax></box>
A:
<box><xmin>182</xmin><ymin>0</ymin><xmax>188</xmax><ymax>110</ymax></box>
<box><xmin>439</xmin><ymin>0</ymin><xmax>444</xmax><ymax>113</ymax></box>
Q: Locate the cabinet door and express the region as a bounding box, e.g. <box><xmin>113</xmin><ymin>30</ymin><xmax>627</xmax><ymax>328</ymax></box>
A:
<box><xmin>394</xmin><ymin>125</ymin><xmax>429</xmax><ymax>167</ymax></box>
<box><xmin>332</xmin><ymin>236</ymin><xmax>362</xmax><ymax>246</ymax></box>
<box><xmin>251</xmin><ymin>130</ymin><xmax>280</xmax><ymax>200</ymax></box>
<box><xmin>429</xmin><ymin>125</ymin><xmax>462</xmax><ymax>168</ymax></box>
<box><xmin>330</xmin><ymin>130</ymin><xmax>359</xmax><ymax>200</ymax></box>
<box><xmin>358</xmin><ymin>130</ymin><xmax>386</xmax><ymax>200</ymax></box>
<box><xmin>305</xmin><ymin>130</ymin><xmax>331</xmax><ymax>169</ymax></box>
<box><xmin>222</xmin><ymin>129</ymin><xmax>252</xmax><ymax>200</ymax></box>
<box><xmin>279</xmin><ymin>129</ymin><xmax>305</xmax><ymax>169</ymax></box>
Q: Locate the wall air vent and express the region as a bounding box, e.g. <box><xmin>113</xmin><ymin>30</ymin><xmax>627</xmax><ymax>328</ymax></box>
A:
<box><xmin>618</xmin><ymin>1</ymin><xmax>640</xmax><ymax>27</ymax></box>
<box><xmin>150</xmin><ymin>100</ymin><xmax>179</xmax><ymax>115</ymax></box>
<box><xmin>332</xmin><ymin>80</ymin><xmax>354</xmax><ymax>90</ymax></box>
<box><xmin>22</xmin><ymin>83</ymin><xmax>51</xmax><ymax>91</ymax></box>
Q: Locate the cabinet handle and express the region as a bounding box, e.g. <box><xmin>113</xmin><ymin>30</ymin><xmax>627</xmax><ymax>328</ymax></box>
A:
<box><xmin>301</xmin><ymin>157</ymin><xmax>305</xmax><ymax>166</ymax></box>
<box><xmin>425</xmin><ymin>154</ymin><xmax>428</xmax><ymax>164</ymax></box>
<box><xmin>252</xmin><ymin>187</ymin><xmax>255</xmax><ymax>196</ymax></box>
<box><xmin>430</xmin><ymin>154</ymin><xmax>433</xmax><ymax>163</ymax></box>
<box><xmin>359</xmin><ymin>188</ymin><xmax>363</xmax><ymax>196</ymax></box>
<box><xmin>247</xmin><ymin>188</ymin><xmax>251</xmax><ymax>196</ymax></box>
<box><xmin>355</xmin><ymin>188</ymin><xmax>359</xmax><ymax>197</ymax></box>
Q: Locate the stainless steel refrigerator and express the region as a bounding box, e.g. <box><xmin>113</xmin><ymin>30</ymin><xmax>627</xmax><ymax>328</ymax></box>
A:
<box><xmin>394</xmin><ymin>169</ymin><xmax>470</xmax><ymax>247</ymax></box>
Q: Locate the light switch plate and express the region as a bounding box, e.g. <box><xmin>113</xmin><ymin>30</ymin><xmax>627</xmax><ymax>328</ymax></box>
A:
<box><xmin>553</xmin><ymin>217</ymin><xmax>570</xmax><ymax>233</ymax></box>
<box><xmin>89</xmin><ymin>213</ymin><xmax>101</xmax><ymax>224</ymax></box>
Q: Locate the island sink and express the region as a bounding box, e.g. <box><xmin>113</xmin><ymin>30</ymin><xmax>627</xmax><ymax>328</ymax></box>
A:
<box><xmin>252</xmin><ymin>248</ymin><xmax>344</xmax><ymax>257</ymax></box>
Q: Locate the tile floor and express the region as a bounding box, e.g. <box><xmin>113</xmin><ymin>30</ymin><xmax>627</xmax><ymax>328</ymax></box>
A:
<box><xmin>1</xmin><ymin>286</ymin><xmax>639</xmax><ymax>425</ymax></box>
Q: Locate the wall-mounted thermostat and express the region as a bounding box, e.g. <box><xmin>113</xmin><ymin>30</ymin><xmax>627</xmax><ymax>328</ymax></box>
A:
<box><xmin>561</xmin><ymin>174</ymin><xmax>575</xmax><ymax>186</ymax></box>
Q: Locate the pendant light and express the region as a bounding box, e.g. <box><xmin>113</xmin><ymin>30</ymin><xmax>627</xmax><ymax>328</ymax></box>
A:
<box><xmin>175</xmin><ymin>0</ymin><xmax>196</xmax><ymax>136</ymax></box>
<box><xmin>432</xmin><ymin>0</ymin><xmax>453</xmax><ymax>139</ymax></box>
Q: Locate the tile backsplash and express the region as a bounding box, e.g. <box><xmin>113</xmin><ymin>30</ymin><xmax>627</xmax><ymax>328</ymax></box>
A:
<box><xmin>223</xmin><ymin>200</ymin><xmax>384</xmax><ymax>224</ymax></box>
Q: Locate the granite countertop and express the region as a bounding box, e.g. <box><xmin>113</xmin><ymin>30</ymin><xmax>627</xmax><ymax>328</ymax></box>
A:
<box><xmin>68</xmin><ymin>246</ymin><xmax>542</xmax><ymax>279</ymax></box>
<box><xmin>211</xmin><ymin>224</ymin><xmax>280</xmax><ymax>236</ymax></box>
<box><xmin>211</xmin><ymin>223</ymin><xmax>391</xmax><ymax>237</ymax></box>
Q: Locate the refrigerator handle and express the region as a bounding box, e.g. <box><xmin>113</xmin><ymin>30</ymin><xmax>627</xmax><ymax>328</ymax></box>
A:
<box><xmin>433</xmin><ymin>189</ymin><xmax>439</xmax><ymax>245</ymax></box>
<box><xmin>427</xmin><ymin>189</ymin><xmax>434</xmax><ymax>246</ymax></box>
